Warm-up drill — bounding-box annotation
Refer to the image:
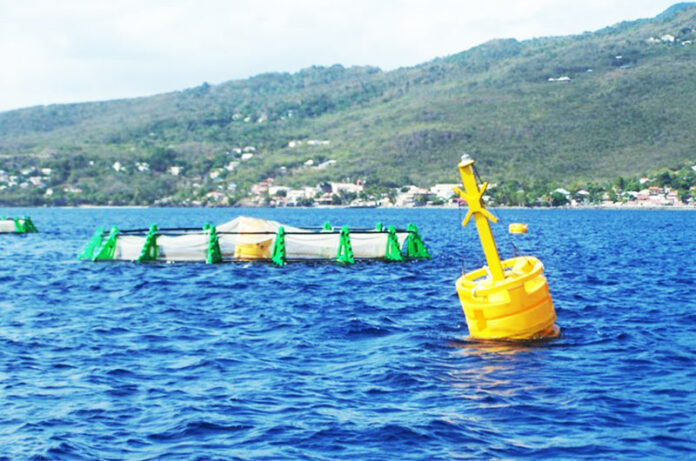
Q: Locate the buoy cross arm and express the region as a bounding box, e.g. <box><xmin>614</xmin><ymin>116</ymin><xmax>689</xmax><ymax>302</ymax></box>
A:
<box><xmin>453</xmin><ymin>183</ymin><xmax>498</xmax><ymax>227</ymax></box>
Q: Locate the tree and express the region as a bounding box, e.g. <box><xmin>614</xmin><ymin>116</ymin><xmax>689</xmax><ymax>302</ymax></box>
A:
<box><xmin>550</xmin><ymin>191</ymin><xmax>569</xmax><ymax>207</ymax></box>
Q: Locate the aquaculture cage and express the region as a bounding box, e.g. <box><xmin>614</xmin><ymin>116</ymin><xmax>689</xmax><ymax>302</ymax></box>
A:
<box><xmin>78</xmin><ymin>216</ymin><xmax>430</xmax><ymax>265</ymax></box>
<box><xmin>0</xmin><ymin>216</ymin><xmax>38</xmax><ymax>234</ymax></box>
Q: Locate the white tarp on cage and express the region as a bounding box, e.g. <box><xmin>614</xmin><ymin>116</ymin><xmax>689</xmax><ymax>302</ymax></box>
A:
<box><xmin>0</xmin><ymin>220</ymin><xmax>17</xmax><ymax>233</ymax></box>
<box><xmin>158</xmin><ymin>234</ymin><xmax>209</xmax><ymax>261</ymax></box>
<box><xmin>113</xmin><ymin>235</ymin><xmax>147</xmax><ymax>260</ymax></box>
<box><xmin>107</xmin><ymin>216</ymin><xmax>409</xmax><ymax>262</ymax></box>
<box><xmin>113</xmin><ymin>233</ymin><xmax>209</xmax><ymax>261</ymax></box>
<box><xmin>350</xmin><ymin>232</ymin><xmax>408</xmax><ymax>259</ymax></box>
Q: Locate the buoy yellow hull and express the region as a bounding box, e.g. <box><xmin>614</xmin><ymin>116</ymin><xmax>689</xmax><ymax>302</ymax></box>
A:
<box><xmin>456</xmin><ymin>256</ymin><xmax>559</xmax><ymax>340</ymax></box>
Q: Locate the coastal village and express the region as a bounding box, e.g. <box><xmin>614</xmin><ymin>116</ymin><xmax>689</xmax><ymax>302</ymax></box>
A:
<box><xmin>234</xmin><ymin>173</ymin><xmax>696</xmax><ymax>208</ymax></box>
<box><xmin>1</xmin><ymin>146</ymin><xmax>695</xmax><ymax>208</ymax></box>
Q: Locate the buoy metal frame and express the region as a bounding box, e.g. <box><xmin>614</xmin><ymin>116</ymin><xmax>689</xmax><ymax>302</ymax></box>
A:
<box><xmin>453</xmin><ymin>154</ymin><xmax>559</xmax><ymax>340</ymax></box>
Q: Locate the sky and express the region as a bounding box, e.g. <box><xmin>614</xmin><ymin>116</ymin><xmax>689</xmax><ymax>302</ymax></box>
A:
<box><xmin>0</xmin><ymin>0</ymin><xmax>681</xmax><ymax>112</ymax></box>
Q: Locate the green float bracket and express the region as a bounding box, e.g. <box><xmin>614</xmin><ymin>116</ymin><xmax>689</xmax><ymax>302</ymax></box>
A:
<box><xmin>24</xmin><ymin>216</ymin><xmax>38</xmax><ymax>233</ymax></box>
<box><xmin>204</xmin><ymin>223</ymin><xmax>222</xmax><ymax>264</ymax></box>
<box><xmin>271</xmin><ymin>226</ymin><xmax>286</xmax><ymax>266</ymax></box>
<box><xmin>93</xmin><ymin>226</ymin><xmax>119</xmax><ymax>261</ymax></box>
<box><xmin>375</xmin><ymin>222</ymin><xmax>384</xmax><ymax>232</ymax></box>
<box><xmin>322</xmin><ymin>221</ymin><xmax>332</xmax><ymax>231</ymax></box>
<box><xmin>137</xmin><ymin>224</ymin><xmax>159</xmax><ymax>262</ymax></box>
<box><xmin>336</xmin><ymin>225</ymin><xmax>355</xmax><ymax>264</ymax></box>
<box><xmin>14</xmin><ymin>216</ymin><xmax>38</xmax><ymax>233</ymax></box>
<box><xmin>78</xmin><ymin>228</ymin><xmax>104</xmax><ymax>260</ymax></box>
<box><xmin>405</xmin><ymin>224</ymin><xmax>431</xmax><ymax>260</ymax></box>
<box><xmin>385</xmin><ymin>225</ymin><xmax>405</xmax><ymax>262</ymax></box>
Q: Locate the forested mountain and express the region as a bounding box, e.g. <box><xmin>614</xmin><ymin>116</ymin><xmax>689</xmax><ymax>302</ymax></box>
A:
<box><xmin>0</xmin><ymin>3</ymin><xmax>695</xmax><ymax>205</ymax></box>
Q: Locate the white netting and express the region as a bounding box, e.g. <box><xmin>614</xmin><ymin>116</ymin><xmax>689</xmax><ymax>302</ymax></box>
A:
<box><xmin>114</xmin><ymin>235</ymin><xmax>146</xmax><ymax>261</ymax></box>
<box><xmin>351</xmin><ymin>232</ymin><xmax>409</xmax><ymax>259</ymax></box>
<box><xmin>105</xmin><ymin>216</ymin><xmax>410</xmax><ymax>262</ymax></box>
<box><xmin>285</xmin><ymin>233</ymin><xmax>341</xmax><ymax>259</ymax></box>
<box><xmin>0</xmin><ymin>220</ymin><xmax>16</xmax><ymax>232</ymax></box>
<box><xmin>158</xmin><ymin>233</ymin><xmax>209</xmax><ymax>261</ymax></box>
<box><xmin>283</xmin><ymin>232</ymin><xmax>408</xmax><ymax>259</ymax></box>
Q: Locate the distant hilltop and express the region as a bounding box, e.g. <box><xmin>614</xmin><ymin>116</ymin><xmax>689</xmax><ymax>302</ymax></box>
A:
<box><xmin>0</xmin><ymin>3</ymin><xmax>695</xmax><ymax>206</ymax></box>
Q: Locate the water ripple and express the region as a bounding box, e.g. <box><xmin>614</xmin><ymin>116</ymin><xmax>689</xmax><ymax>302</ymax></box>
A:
<box><xmin>0</xmin><ymin>208</ymin><xmax>695</xmax><ymax>459</ymax></box>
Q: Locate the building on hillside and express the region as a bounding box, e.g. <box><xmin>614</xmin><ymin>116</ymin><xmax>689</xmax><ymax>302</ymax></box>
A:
<box><xmin>269</xmin><ymin>186</ymin><xmax>290</xmax><ymax>196</ymax></box>
<box><xmin>429</xmin><ymin>184</ymin><xmax>459</xmax><ymax>201</ymax></box>
<box><xmin>250</xmin><ymin>178</ymin><xmax>274</xmax><ymax>196</ymax></box>
<box><xmin>285</xmin><ymin>186</ymin><xmax>319</xmax><ymax>205</ymax></box>
<box><xmin>395</xmin><ymin>186</ymin><xmax>429</xmax><ymax>207</ymax></box>
<box><xmin>331</xmin><ymin>181</ymin><xmax>364</xmax><ymax>195</ymax></box>
<box><xmin>205</xmin><ymin>191</ymin><xmax>225</xmax><ymax>202</ymax></box>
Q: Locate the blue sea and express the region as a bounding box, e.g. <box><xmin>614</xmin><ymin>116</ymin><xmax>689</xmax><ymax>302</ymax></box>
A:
<box><xmin>1</xmin><ymin>207</ymin><xmax>695</xmax><ymax>460</ymax></box>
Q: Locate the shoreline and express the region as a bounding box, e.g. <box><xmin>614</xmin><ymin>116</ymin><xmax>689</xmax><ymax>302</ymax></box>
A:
<box><xmin>0</xmin><ymin>204</ymin><xmax>694</xmax><ymax>211</ymax></box>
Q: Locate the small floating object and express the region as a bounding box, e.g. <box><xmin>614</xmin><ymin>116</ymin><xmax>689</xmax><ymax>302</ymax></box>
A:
<box><xmin>508</xmin><ymin>223</ymin><xmax>528</xmax><ymax>234</ymax></box>
<box><xmin>0</xmin><ymin>216</ymin><xmax>39</xmax><ymax>234</ymax></box>
<box><xmin>78</xmin><ymin>216</ymin><xmax>430</xmax><ymax>266</ymax></box>
<box><xmin>453</xmin><ymin>155</ymin><xmax>559</xmax><ymax>340</ymax></box>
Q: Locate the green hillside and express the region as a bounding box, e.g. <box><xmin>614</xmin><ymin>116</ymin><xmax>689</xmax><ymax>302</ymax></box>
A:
<box><xmin>0</xmin><ymin>3</ymin><xmax>695</xmax><ymax>205</ymax></box>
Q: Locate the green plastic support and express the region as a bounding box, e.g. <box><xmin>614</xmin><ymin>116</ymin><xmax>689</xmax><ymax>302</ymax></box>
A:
<box><xmin>322</xmin><ymin>221</ymin><xmax>332</xmax><ymax>231</ymax></box>
<box><xmin>13</xmin><ymin>217</ymin><xmax>23</xmax><ymax>233</ymax></box>
<box><xmin>25</xmin><ymin>216</ymin><xmax>38</xmax><ymax>233</ymax></box>
<box><xmin>336</xmin><ymin>225</ymin><xmax>355</xmax><ymax>264</ymax></box>
<box><xmin>405</xmin><ymin>224</ymin><xmax>431</xmax><ymax>260</ymax></box>
<box><xmin>14</xmin><ymin>216</ymin><xmax>38</xmax><ymax>233</ymax></box>
<box><xmin>385</xmin><ymin>225</ymin><xmax>404</xmax><ymax>262</ymax></box>
<box><xmin>78</xmin><ymin>228</ymin><xmax>104</xmax><ymax>260</ymax></box>
<box><xmin>271</xmin><ymin>226</ymin><xmax>286</xmax><ymax>266</ymax></box>
<box><xmin>375</xmin><ymin>222</ymin><xmax>384</xmax><ymax>232</ymax></box>
<box><xmin>137</xmin><ymin>224</ymin><xmax>159</xmax><ymax>262</ymax></box>
<box><xmin>204</xmin><ymin>224</ymin><xmax>222</xmax><ymax>264</ymax></box>
<box><xmin>93</xmin><ymin>226</ymin><xmax>119</xmax><ymax>261</ymax></box>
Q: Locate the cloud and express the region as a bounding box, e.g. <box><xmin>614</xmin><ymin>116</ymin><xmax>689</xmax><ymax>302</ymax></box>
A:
<box><xmin>0</xmin><ymin>0</ymin><xmax>679</xmax><ymax>111</ymax></box>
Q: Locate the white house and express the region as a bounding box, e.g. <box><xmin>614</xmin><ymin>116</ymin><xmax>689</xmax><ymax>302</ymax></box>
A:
<box><xmin>269</xmin><ymin>186</ymin><xmax>291</xmax><ymax>196</ymax></box>
<box><xmin>430</xmin><ymin>183</ymin><xmax>459</xmax><ymax>200</ymax></box>
<box><xmin>331</xmin><ymin>182</ymin><xmax>364</xmax><ymax>194</ymax></box>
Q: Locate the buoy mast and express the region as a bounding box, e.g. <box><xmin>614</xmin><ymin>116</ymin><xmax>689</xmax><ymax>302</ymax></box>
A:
<box><xmin>454</xmin><ymin>154</ymin><xmax>505</xmax><ymax>281</ymax></box>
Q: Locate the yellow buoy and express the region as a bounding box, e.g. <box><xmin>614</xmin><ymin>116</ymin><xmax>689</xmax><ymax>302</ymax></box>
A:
<box><xmin>453</xmin><ymin>154</ymin><xmax>559</xmax><ymax>340</ymax></box>
<box><xmin>508</xmin><ymin>223</ymin><xmax>528</xmax><ymax>234</ymax></box>
<box><xmin>232</xmin><ymin>217</ymin><xmax>274</xmax><ymax>260</ymax></box>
